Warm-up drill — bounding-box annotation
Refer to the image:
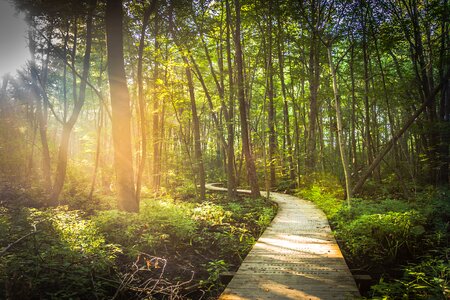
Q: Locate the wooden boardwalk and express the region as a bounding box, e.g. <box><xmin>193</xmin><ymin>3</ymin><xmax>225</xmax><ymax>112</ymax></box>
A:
<box><xmin>205</xmin><ymin>184</ymin><xmax>360</xmax><ymax>300</ymax></box>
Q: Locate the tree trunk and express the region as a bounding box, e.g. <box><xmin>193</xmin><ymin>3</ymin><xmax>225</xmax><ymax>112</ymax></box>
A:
<box><xmin>277</xmin><ymin>13</ymin><xmax>295</xmax><ymax>183</ymax></box>
<box><xmin>50</xmin><ymin>1</ymin><xmax>96</xmax><ymax>204</ymax></box>
<box><xmin>438</xmin><ymin>0</ymin><xmax>449</xmax><ymax>184</ymax></box>
<box><xmin>136</xmin><ymin>0</ymin><xmax>157</xmax><ymax>202</ymax></box>
<box><xmin>267</xmin><ymin>0</ymin><xmax>276</xmax><ymax>188</ymax></box>
<box><xmin>184</xmin><ymin>59</ymin><xmax>206</xmax><ymax>200</ymax></box>
<box><xmin>327</xmin><ymin>43</ymin><xmax>351</xmax><ymax>205</ymax></box>
<box><xmin>28</xmin><ymin>29</ymin><xmax>52</xmax><ymax>192</ymax></box>
<box><xmin>225</xmin><ymin>0</ymin><xmax>236</xmax><ymax>199</ymax></box>
<box><xmin>362</xmin><ymin>11</ymin><xmax>373</xmax><ymax>168</ymax></box>
<box><xmin>152</xmin><ymin>13</ymin><xmax>161</xmax><ymax>192</ymax></box>
<box><xmin>349</xmin><ymin>36</ymin><xmax>357</xmax><ymax>173</ymax></box>
<box><xmin>234</xmin><ymin>0</ymin><xmax>260</xmax><ymax>198</ymax></box>
<box><xmin>306</xmin><ymin>13</ymin><xmax>320</xmax><ymax>173</ymax></box>
<box><xmin>352</xmin><ymin>71</ymin><xmax>450</xmax><ymax>195</ymax></box>
<box><xmin>105</xmin><ymin>0</ymin><xmax>137</xmax><ymax>212</ymax></box>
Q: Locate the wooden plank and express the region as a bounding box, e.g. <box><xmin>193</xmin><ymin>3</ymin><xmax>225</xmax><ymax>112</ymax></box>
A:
<box><xmin>205</xmin><ymin>184</ymin><xmax>360</xmax><ymax>300</ymax></box>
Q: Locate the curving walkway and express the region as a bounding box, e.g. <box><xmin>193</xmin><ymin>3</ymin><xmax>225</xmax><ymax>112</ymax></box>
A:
<box><xmin>205</xmin><ymin>183</ymin><xmax>360</xmax><ymax>300</ymax></box>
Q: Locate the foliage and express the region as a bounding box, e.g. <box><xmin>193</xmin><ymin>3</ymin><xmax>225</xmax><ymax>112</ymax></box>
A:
<box><xmin>298</xmin><ymin>184</ymin><xmax>344</xmax><ymax>219</ymax></box>
<box><xmin>337</xmin><ymin>210</ymin><xmax>425</xmax><ymax>265</ymax></box>
<box><xmin>0</xmin><ymin>191</ymin><xmax>276</xmax><ymax>299</ymax></box>
<box><xmin>0</xmin><ymin>207</ymin><xmax>120</xmax><ymax>299</ymax></box>
<box><xmin>200</xmin><ymin>259</ymin><xmax>229</xmax><ymax>291</ymax></box>
<box><xmin>92</xmin><ymin>197</ymin><xmax>197</xmax><ymax>254</ymax></box>
<box><xmin>371</xmin><ymin>251</ymin><xmax>450</xmax><ymax>299</ymax></box>
<box><xmin>300</xmin><ymin>179</ymin><xmax>450</xmax><ymax>298</ymax></box>
<box><xmin>192</xmin><ymin>201</ymin><xmax>232</xmax><ymax>226</ymax></box>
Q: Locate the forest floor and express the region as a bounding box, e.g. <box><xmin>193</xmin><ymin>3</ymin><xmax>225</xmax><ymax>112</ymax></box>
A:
<box><xmin>0</xmin><ymin>182</ymin><xmax>277</xmax><ymax>299</ymax></box>
<box><xmin>1</xmin><ymin>180</ymin><xmax>449</xmax><ymax>299</ymax></box>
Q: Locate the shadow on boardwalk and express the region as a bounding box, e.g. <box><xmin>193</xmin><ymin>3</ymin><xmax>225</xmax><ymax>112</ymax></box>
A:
<box><xmin>205</xmin><ymin>183</ymin><xmax>360</xmax><ymax>300</ymax></box>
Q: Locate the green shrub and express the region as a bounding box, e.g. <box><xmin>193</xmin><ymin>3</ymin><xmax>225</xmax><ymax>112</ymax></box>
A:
<box><xmin>298</xmin><ymin>184</ymin><xmax>344</xmax><ymax>219</ymax></box>
<box><xmin>337</xmin><ymin>211</ymin><xmax>426</xmax><ymax>265</ymax></box>
<box><xmin>371</xmin><ymin>251</ymin><xmax>450</xmax><ymax>299</ymax></box>
<box><xmin>0</xmin><ymin>207</ymin><xmax>119</xmax><ymax>299</ymax></box>
<box><xmin>192</xmin><ymin>202</ymin><xmax>232</xmax><ymax>226</ymax></box>
<box><xmin>333</xmin><ymin>198</ymin><xmax>412</xmax><ymax>228</ymax></box>
<box><xmin>200</xmin><ymin>259</ymin><xmax>229</xmax><ymax>291</ymax></box>
<box><xmin>92</xmin><ymin>197</ymin><xmax>197</xmax><ymax>254</ymax></box>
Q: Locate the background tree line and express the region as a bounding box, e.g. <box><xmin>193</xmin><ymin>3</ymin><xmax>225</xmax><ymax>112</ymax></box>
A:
<box><xmin>0</xmin><ymin>0</ymin><xmax>448</xmax><ymax>212</ymax></box>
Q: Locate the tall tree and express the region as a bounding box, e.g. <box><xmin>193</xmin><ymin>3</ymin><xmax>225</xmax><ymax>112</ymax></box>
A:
<box><xmin>136</xmin><ymin>0</ymin><xmax>157</xmax><ymax>202</ymax></box>
<box><xmin>267</xmin><ymin>0</ymin><xmax>276</xmax><ymax>188</ymax></box>
<box><xmin>105</xmin><ymin>0</ymin><xmax>137</xmax><ymax>212</ymax></box>
<box><xmin>184</xmin><ymin>58</ymin><xmax>206</xmax><ymax>200</ymax></box>
<box><xmin>225</xmin><ymin>0</ymin><xmax>237</xmax><ymax>198</ymax></box>
<box><xmin>327</xmin><ymin>41</ymin><xmax>351</xmax><ymax>204</ymax></box>
<box><xmin>234</xmin><ymin>0</ymin><xmax>260</xmax><ymax>197</ymax></box>
<box><xmin>50</xmin><ymin>0</ymin><xmax>97</xmax><ymax>204</ymax></box>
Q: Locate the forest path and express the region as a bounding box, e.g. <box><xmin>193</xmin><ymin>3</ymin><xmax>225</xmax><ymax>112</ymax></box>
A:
<box><xmin>205</xmin><ymin>183</ymin><xmax>360</xmax><ymax>300</ymax></box>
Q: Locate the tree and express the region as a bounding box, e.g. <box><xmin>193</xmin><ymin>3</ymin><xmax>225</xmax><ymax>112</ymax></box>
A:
<box><xmin>327</xmin><ymin>41</ymin><xmax>351</xmax><ymax>204</ymax></box>
<box><xmin>50</xmin><ymin>0</ymin><xmax>97</xmax><ymax>204</ymax></box>
<box><xmin>105</xmin><ymin>0</ymin><xmax>137</xmax><ymax>212</ymax></box>
<box><xmin>234</xmin><ymin>0</ymin><xmax>260</xmax><ymax>198</ymax></box>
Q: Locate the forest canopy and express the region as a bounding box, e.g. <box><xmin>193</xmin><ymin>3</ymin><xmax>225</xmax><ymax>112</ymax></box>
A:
<box><xmin>0</xmin><ymin>0</ymin><xmax>448</xmax><ymax>205</ymax></box>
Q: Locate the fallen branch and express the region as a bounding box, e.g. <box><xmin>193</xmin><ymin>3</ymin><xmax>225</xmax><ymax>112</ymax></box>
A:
<box><xmin>0</xmin><ymin>225</ymin><xmax>37</xmax><ymax>256</ymax></box>
<box><xmin>352</xmin><ymin>69</ymin><xmax>450</xmax><ymax>195</ymax></box>
<box><xmin>112</xmin><ymin>252</ymin><xmax>196</xmax><ymax>300</ymax></box>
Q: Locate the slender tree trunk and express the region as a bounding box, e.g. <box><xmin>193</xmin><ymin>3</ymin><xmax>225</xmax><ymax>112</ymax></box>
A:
<box><xmin>438</xmin><ymin>0</ymin><xmax>449</xmax><ymax>184</ymax></box>
<box><xmin>28</xmin><ymin>29</ymin><xmax>52</xmax><ymax>192</ymax></box>
<box><xmin>277</xmin><ymin>13</ymin><xmax>295</xmax><ymax>183</ymax></box>
<box><xmin>267</xmin><ymin>0</ymin><xmax>276</xmax><ymax>188</ymax></box>
<box><xmin>51</xmin><ymin>1</ymin><xmax>96</xmax><ymax>204</ymax></box>
<box><xmin>369</xmin><ymin>15</ymin><xmax>410</xmax><ymax>197</ymax></box>
<box><xmin>306</xmin><ymin>8</ymin><xmax>320</xmax><ymax>173</ymax></box>
<box><xmin>105</xmin><ymin>0</ymin><xmax>137</xmax><ymax>212</ymax></box>
<box><xmin>136</xmin><ymin>0</ymin><xmax>156</xmax><ymax>202</ymax></box>
<box><xmin>89</xmin><ymin>106</ymin><xmax>103</xmax><ymax>199</ymax></box>
<box><xmin>184</xmin><ymin>59</ymin><xmax>206</xmax><ymax>200</ymax></box>
<box><xmin>327</xmin><ymin>43</ymin><xmax>351</xmax><ymax>205</ymax></box>
<box><xmin>152</xmin><ymin>14</ymin><xmax>161</xmax><ymax>192</ymax></box>
<box><xmin>349</xmin><ymin>37</ymin><xmax>357</xmax><ymax>173</ymax></box>
<box><xmin>234</xmin><ymin>0</ymin><xmax>260</xmax><ymax>198</ymax></box>
<box><xmin>225</xmin><ymin>0</ymin><xmax>236</xmax><ymax>198</ymax></box>
<box><xmin>362</xmin><ymin>11</ymin><xmax>373</xmax><ymax>168</ymax></box>
<box><xmin>353</xmin><ymin>72</ymin><xmax>450</xmax><ymax>195</ymax></box>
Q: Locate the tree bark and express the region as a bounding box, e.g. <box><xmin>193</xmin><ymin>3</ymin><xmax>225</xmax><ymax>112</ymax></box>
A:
<box><xmin>50</xmin><ymin>1</ymin><xmax>96</xmax><ymax>204</ymax></box>
<box><xmin>184</xmin><ymin>59</ymin><xmax>206</xmax><ymax>200</ymax></box>
<box><xmin>136</xmin><ymin>0</ymin><xmax>157</xmax><ymax>202</ymax></box>
<box><xmin>327</xmin><ymin>43</ymin><xmax>351</xmax><ymax>205</ymax></box>
<box><xmin>105</xmin><ymin>0</ymin><xmax>137</xmax><ymax>212</ymax></box>
<box><xmin>151</xmin><ymin>13</ymin><xmax>162</xmax><ymax>192</ymax></box>
<box><xmin>267</xmin><ymin>0</ymin><xmax>276</xmax><ymax>188</ymax></box>
<box><xmin>277</xmin><ymin>8</ymin><xmax>295</xmax><ymax>183</ymax></box>
<box><xmin>225</xmin><ymin>0</ymin><xmax>236</xmax><ymax>199</ymax></box>
<box><xmin>438</xmin><ymin>0</ymin><xmax>449</xmax><ymax>184</ymax></box>
<box><xmin>28</xmin><ymin>29</ymin><xmax>52</xmax><ymax>192</ymax></box>
<box><xmin>306</xmin><ymin>4</ymin><xmax>320</xmax><ymax>173</ymax></box>
<box><xmin>234</xmin><ymin>0</ymin><xmax>260</xmax><ymax>198</ymax></box>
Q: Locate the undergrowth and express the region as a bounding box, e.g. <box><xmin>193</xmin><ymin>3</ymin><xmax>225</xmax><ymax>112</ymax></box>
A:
<box><xmin>0</xmin><ymin>188</ymin><xmax>276</xmax><ymax>299</ymax></box>
<box><xmin>296</xmin><ymin>174</ymin><xmax>450</xmax><ymax>299</ymax></box>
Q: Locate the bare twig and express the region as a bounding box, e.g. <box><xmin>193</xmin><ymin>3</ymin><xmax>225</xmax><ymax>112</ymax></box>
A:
<box><xmin>112</xmin><ymin>252</ymin><xmax>196</xmax><ymax>300</ymax></box>
<box><xmin>0</xmin><ymin>225</ymin><xmax>37</xmax><ymax>256</ymax></box>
